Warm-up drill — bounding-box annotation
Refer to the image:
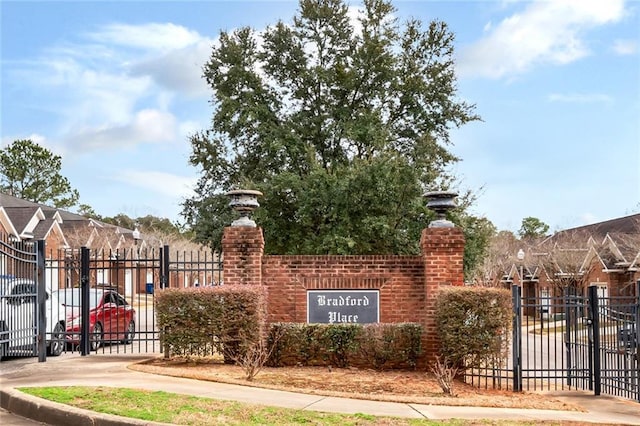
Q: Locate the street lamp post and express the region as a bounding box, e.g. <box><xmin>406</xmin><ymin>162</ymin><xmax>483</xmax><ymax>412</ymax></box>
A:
<box><xmin>132</xmin><ymin>227</ymin><xmax>141</xmax><ymax>297</ymax></box>
<box><xmin>132</xmin><ymin>227</ymin><xmax>141</xmax><ymax>246</ymax></box>
<box><xmin>513</xmin><ymin>248</ymin><xmax>525</xmax><ymax>392</ymax></box>
<box><xmin>517</xmin><ymin>248</ymin><xmax>525</xmax><ymax>286</ymax></box>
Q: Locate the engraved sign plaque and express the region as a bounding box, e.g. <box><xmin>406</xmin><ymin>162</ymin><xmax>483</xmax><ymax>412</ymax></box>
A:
<box><xmin>307</xmin><ymin>290</ymin><xmax>379</xmax><ymax>324</ymax></box>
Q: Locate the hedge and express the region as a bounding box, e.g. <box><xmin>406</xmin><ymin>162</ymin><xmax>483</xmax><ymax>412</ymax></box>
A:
<box><xmin>435</xmin><ymin>286</ymin><xmax>511</xmax><ymax>367</ymax></box>
<box><xmin>155</xmin><ymin>285</ymin><xmax>266</xmax><ymax>359</ymax></box>
<box><xmin>267</xmin><ymin>322</ymin><xmax>422</xmax><ymax>369</ymax></box>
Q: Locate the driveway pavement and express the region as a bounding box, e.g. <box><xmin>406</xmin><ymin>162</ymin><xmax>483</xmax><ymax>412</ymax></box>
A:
<box><xmin>1</xmin><ymin>354</ymin><xmax>639</xmax><ymax>425</ymax></box>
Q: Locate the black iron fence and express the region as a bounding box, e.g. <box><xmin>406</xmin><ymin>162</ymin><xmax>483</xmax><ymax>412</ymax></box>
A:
<box><xmin>0</xmin><ymin>237</ymin><xmax>45</xmax><ymax>361</ymax></box>
<box><xmin>1</xmin><ymin>239</ymin><xmax>222</xmax><ymax>361</ymax></box>
<box><xmin>465</xmin><ymin>282</ymin><xmax>639</xmax><ymax>402</ymax></box>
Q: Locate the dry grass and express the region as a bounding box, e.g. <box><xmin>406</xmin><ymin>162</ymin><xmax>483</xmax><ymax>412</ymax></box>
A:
<box><xmin>130</xmin><ymin>357</ymin><xmax>585</xmax><ymax>412</ymax></box>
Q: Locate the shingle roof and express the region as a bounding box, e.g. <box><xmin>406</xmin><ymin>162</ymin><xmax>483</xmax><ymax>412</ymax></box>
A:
<box><xmin>559</xmin><ymin>213</ymin><xmax>640</xmax><ymax>237</ymax></box>
<box><xmin>0</xmin><ymin>192</ymin><xmax>137</xmax><ymax>247</ymax></box>
<box><xmin>0</xmin><ymin>193</ymin><xmax>38</xmax><ymax>208</ymax></box>
<box><xmin>3</xmin><ymin>206</ymin><xmax>40</xmax><ymax>234</ymax></box>
<box><xmin>32</xmin><ymin>218</ymin><xmax>55</xmax><ymax>240</ymax></box>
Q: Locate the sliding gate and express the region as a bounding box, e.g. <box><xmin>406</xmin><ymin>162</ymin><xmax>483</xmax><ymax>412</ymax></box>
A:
<box><xmin>466</xmin><ymin>282</ymin><xmax>639</xmax><ymax>402</ymax></box>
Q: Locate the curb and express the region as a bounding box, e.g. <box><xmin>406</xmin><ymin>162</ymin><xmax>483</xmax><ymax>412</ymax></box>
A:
<box><xmin>0</xmin><ymin>388</ymin><xmax>170</xmax><ymax>426</ymax></box>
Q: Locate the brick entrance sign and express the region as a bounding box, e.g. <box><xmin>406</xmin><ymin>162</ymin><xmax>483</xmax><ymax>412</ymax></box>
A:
<box><xmin>222</xmin><ymin>192</ymin><xmax>465</xmax><ymax>365</ymax></box>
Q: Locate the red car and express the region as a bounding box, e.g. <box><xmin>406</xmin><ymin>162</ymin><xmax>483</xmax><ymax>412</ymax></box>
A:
<box><xmin>52</xmin><ymin>288</ymin><xmax>136</xmax><ymax>351</ymax></box>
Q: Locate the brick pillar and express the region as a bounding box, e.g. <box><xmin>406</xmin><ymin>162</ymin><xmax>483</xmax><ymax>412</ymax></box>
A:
<box><xmin>222</xmin><ymin>226</ymin><xmax>264</xmax><ymax>286</ymax></box>
<box><xmin>420</xmin><ymin>226</ymin><xmax>465</xmax><ymax>364</ymax></box>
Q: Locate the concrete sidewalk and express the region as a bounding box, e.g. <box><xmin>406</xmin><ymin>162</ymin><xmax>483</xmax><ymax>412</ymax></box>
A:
<box><xmin>1</xmin><ymin>354</ymin><xmax>639</xmax><ymax>425</ymax></box>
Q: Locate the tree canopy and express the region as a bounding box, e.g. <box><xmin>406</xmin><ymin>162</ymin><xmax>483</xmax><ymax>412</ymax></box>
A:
<box><xmin>100</xmin><ymin>213</ymin><xmax>185</xmax><ymax>236</ymax></box>
<box><xmin>518</xmin><ymin>217</ymin><xmax>550</xmax><ymax>240</ymax></box>
<box><xmin>183</xmin><ymin>0</ymin><xmax>480</xmax><ymax>258</ymax></box>
<box><xmin>0</xmin><ymin>139</ymin><xmax>80</xmax><ymax>208</ymax></box>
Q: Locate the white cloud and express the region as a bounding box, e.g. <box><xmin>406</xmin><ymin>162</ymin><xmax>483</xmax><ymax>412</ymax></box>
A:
<box><xmin>458</xmin><ymin>0</ymin><xmax>626</xmax><ymax>79</ymax></box>
<box><xmin>131</xmin><ymin>39</ymin><xmax>213</xmax><ymax>96</ymax></box>
<box><xmin>612</xmin><ymin>39</ymin><xmax>638</xmax><ymax>55</ymax></box>
<box><xmin>113</xmin><ymin>170</ymin><xmax>197</xmax><ymax>199</ymax></box>
<box><xmin>64</xmin><ymin>109</ymin><xmax>178</xmax><ymax>154</ymax></box>
<box><xmin>15</xmin><ymin>50</ymin><xmax>154</xmax><ymax>129</ymax></box>
<box><xmin>87</xmin><ymin>22</ymin><xmax>214</xmax><ymax>96</ymax></box>
<box><xmin>178</xmin><ymin>120</ymin><xmax>204</xmax><ymax>139</ymax></box>
<box><xmin>87</xmin><ymin>23</ymin><xmax>203</xmax><ymax>52</ymax></box>
<box><xmin>6</xmin><ymin>21</ymin><xmax>216</xmax><ymax>157</ymax></box>
<box><xmin>547</xmin><ymin>93</ymin><xmax>613</xmax><ymax>105</ymax></box>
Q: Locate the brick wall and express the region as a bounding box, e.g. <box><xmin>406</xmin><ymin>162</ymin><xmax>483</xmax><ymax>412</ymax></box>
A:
<box><xmin>222</xmin><ymin>226</ymin><xmax>264</xmax><ymax>286</ymax></box>
<box><xmin>420</xmin><ymin>226</ymin><xmax>466</xmax><ymax>362</ymax></box>
<box><xmin>221</xmin><ymin>225</ymin><xmax>465</xmax><ymax>363</ymax></box>
<box><xmin>262</xmin><ymin>255</ymin><xmax>425</xmax><ymax>323</ymax></box>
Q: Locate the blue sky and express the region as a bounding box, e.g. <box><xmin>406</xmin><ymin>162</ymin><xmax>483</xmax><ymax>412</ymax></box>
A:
<box><xmin>1</xmin><ymin>0</ymin><xmax>639</xmax><ymax>233</ymax></box>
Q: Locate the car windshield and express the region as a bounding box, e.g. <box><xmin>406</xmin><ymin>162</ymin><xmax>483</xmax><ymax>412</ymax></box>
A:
<box><xmin>53</xmin><ymin>289</ymin><xmax>102</xmax><ymax>309</ymax></box>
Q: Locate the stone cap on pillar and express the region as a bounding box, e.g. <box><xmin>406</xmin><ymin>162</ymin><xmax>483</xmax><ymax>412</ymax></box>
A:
<box><xmin>225</xmin><ymin>189</ymin><xmax>263</xmax><ymax>227</ymax></box>
<box><xmin>424</xmin><ymin>191</ymin><xmax>457</xmax><ymax>228</ymax></box>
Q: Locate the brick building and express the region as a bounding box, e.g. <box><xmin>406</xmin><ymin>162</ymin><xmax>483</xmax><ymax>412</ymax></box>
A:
<box><xmin>507</xmin><ymin>214</ymin><xmax>640</xmax><ymax>305</ymax></box>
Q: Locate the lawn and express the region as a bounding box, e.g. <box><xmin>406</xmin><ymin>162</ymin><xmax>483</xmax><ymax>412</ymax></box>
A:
<box><xmin>18</xmin><ymin>386</ymin><xmax>580</xmax><ymax>426</ymax></box>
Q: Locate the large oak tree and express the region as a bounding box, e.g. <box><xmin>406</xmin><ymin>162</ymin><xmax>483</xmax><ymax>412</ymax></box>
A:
<box><xmin>184</xmin><ymin>0</ymin><xmax>481</xmax><ymax>257</ymax></box>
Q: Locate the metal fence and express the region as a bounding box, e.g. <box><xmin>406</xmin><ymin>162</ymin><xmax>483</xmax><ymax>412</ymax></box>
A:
<box><xmin>0</xmin><ymin>237</ymin><xmax>44</xmax><ymax>360</ymax></box>
<box><xmin>1</xmin><ymin>239</ymin><xmax>223</xmax><ymax>361</ymax></box>
<box><xmin>465</xmin><ymin>282</ymin><xmax>639</xmax><ymax>402</ymax></box>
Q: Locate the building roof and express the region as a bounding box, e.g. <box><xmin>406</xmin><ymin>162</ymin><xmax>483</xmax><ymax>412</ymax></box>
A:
<box><xmin>558</xmin><ymin>213</ymin><xmax>640</xmax><ymax>237</ymax></box>
<box><xmin>3</xmin><ymin>206</ymin><xmax>42</xmax><ymax>235</ymax></box>
<box><xmin>0</xmin><ymin>193</ymin><xmax>38</xmax><ymax>208</ymax></box>
<box><xmin>0</xmin><ymin>192</ymin><xmax>138</xmax><ymax>248</ymax></box>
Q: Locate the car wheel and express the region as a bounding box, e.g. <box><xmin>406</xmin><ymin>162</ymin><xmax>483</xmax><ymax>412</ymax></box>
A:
<box><xmin>0</xmin><ymin>322</ymin><xmax>8</xmax><ymax>361</ymax></box>
<box><xmin>90</xmin><ymin>322</ymin><xmax>103</xmax><ymax>351</ymax></box>
<box><xmin>47</xmin><ymin>322</ymin><xmax>65</xmax><ymax>357</ymax></box>
<box><xmin>124</xmin><ymin>321</ymin><xmax>135</xmax><ymax>344</ymax></box>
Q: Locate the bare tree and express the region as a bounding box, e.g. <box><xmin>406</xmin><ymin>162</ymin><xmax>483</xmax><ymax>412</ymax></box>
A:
<box><xmin>471</xmin><ymin>231</ymin><xmax>522</xmax><ymax>287</ymax></box>
<box><xmin>536</xmin><ymin>230</ymin><xmax>598</xmax><ymax>295</ymax></box>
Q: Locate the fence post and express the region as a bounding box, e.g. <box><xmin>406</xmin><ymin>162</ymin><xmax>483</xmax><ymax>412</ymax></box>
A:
<box><xmin>80</xmin><ymin>247</ymin><xmax>90</xmax><ymax>356</ymax></box>
<box><xmin>36</xmin><ymin>240</ymin><xmax>46</xmax><ymax>363</ymax></box>
<box><xmin>632</xmin><ymin>280</ymin><xmax>640</xmax><ymax>402</ymax></box>
<box><xmin>587</xmin><ymin>285</ymin><xmax>601</xmax><ymax>395</ymax></box>
<box><xmin>160</xmin><ymin>245</ymin><xmax>169</xmax><ymax>289</ymax></box>
<box><xmin>563</xmin><ymin>286</ymin><xmax>573</xmax><ymax>387</ymax></box>
<box><xmin>636</xmin><ymin>280</ymin><xmax>640</xmax><ymax>403</ymax></box>
<box><xmin>512</xmin><ymin>284</ymin><xmax>522</xmax><ymax>392</ymax></box>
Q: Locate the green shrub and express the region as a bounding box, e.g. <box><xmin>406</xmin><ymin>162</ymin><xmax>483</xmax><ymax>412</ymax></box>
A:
<box><xmin>156</xmin><ymin>286</ymin><xmax>266</xmax><ymax>360</ymax></box>
<box><xmin>267</xmin><ymin>323</ymin><xmax>422</xmax><ymax>369</ymax></box>
<box><xmin>267</xmin><ymin>323</ymin><xmax>331</xmax><ymax>366</ymax></box>
<box><xmin>357</xmin><ymin>323</ymin><xmax>422</xmax><ymax>369</ymax></box>
<box><xmin>325</xmin><ymin>324</ymin><xmax>361</xmax><ymax>367</ymax></box>
<box><xmin>435</xmin><ymin>287</ymin><xmax>511</xmax><ymax>368</ymax></box>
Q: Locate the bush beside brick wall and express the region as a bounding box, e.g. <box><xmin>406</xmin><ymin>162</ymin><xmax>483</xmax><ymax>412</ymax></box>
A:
<box><xmin>156</xmin><ymin>285</ymin><xmax>266</xmax><ymax>359</ymax></box>
<box><xmin>267</xmin><ymin>322</ymin><xmax>423</xmax><ymax>369</ymax></box>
